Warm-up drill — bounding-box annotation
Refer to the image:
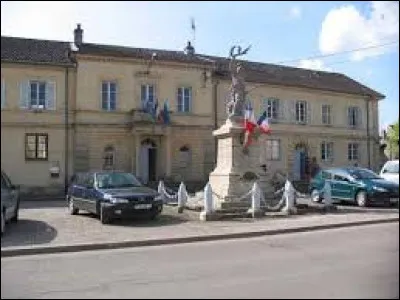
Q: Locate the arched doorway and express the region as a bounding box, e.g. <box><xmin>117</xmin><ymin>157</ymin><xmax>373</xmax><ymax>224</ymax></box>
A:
<box><xmin>140</xmin><ymin>138</ymin><xmax>157</xmax><ymax>184</ymax></box>
<box><xmin>293</xmin><ymin>143</ymin><xmax>309</xmax><ymax>181</ymax></box>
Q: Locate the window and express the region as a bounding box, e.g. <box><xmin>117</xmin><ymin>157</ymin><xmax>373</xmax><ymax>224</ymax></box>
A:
<box><xmin>103</xmin><ymin>145</ymin><xmax>115</xmax><ymax>170</ymax></box>
<box><xmin>101</xmin><ymin>81</ymin><xmax>117</xmax><ymax>111</ymax></box>
<box><xmin>348</xmin><ymin>143</ymin><xmax>359</xmax><ymax>161</ymax></box>
<box><xmin>177</xmin><ymin>87</ymin><xmax>192</xmax><ymax>113</ymax></box>
<box><xmin>295</xmin><ymin>101</ymin><xmax>307</xmax><ymax>123</ymax></box>
<box><xmin>25</xmin><ymin>133</ymin><xmax>48</xmax><ymax>160</ymax></box>
<box><xmin>30</xmin><ymin>81</ymin><xmax>46</xmax><ymax>108</ymax></box>
<box><xmin>321</xmin><ymin>171</ymin><xmax>332</xmax><ymax>180</ymax></box>
<box><xmin>178</xmin><ymin>145</ymin><xmax>191</xmax><ymax>167</ymax></box>
<box><xmin>348</xmin><ymin>106</ymin><xmax>361</xmax><ymax>127</ymax></box>
<box><xmin>333</xmin><ymin>173</ymin><xmax>348</xmax><ymax>182</ymax></box>
<box><xmin>262</xmin><ymin>98</ymin><xmax>279</xmax><ymax>120</ymax></box>
<box><xmin>321</xmin><ymin>142</ymin><xmax>333</xmax><ymax>161</ymax></box>
<box><xmin>19</xmin><ymin>80</ymin><xmax>55</xmax><ymax>110</ymax></box>
<box><xmin>266</xmin><ymin>139</ymin><xmax>280</xmax><ymax>161</ymax></box>
<box><xmin>321</xmin><ymin>104</ymin><xmax>331</xmax><ymax>125</ymax></box>
<box><xmin>141</xmin><ymin>84</ymin><xmax>155</xmax><ymax>110</ymax></box>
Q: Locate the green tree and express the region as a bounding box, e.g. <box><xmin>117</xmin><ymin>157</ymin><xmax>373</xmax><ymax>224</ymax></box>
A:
<box><xmin>386</xmin><ymin>121</ymin><xmax>399</xmax><ymax>159</ymax></box>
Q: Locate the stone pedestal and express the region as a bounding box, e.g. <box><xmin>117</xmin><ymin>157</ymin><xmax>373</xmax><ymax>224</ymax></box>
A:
<box><xmin>209</xmin><ymin>118</ymin><xmax>274</xmax><ymax>210</ymax></box>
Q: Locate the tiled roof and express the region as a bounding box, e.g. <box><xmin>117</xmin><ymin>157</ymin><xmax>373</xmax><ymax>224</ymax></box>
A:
<box><xmin>77</xmin><ymin>42</ymin><xmax>384</xmax><ymax>99</ymax></box>
<box><xmin>1</xmin><ymin>36</ymin><xmax>73</xmax><ymax>66</ymax></box>
<box><xmin>1</xmin><ymin>36</ymin><xmax>384</xmax><ymax>99</ymax></box>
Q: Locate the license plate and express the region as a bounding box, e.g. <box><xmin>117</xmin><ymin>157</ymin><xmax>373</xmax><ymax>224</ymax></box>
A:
<box><xmin>390</xmin><ymin>198</ymin><xmax>399</xmax><ymax>203</ymax></box>
<box><xmin>134</xmin><ymin>204</ymin><xmax>152</xmax><ymax>210</ymax></box>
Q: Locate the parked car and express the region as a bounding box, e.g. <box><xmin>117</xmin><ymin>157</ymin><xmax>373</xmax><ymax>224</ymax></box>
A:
<box><xmin>379</xmin><ymin>160</ymin><xmax>399</xmax><ymax>185</ymax></box>
<box><xmin>66</xmin><ymin>171</ymin><xmax>163</xmax><ymax>224</ymax></box>
<box><xmin>309</xmin><ymin>167</ymin><xmax>399</xmax><ymax>207</ymax></box>
<box><xmin>1</xmin><ymin>170</ymin><xmax>20</xmax><ymax>235</ymax></box>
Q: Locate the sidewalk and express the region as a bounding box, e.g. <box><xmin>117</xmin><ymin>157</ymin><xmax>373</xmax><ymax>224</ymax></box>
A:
<box><xmin>1</xmin><ymin>202</ymin><xmax>398</xmax><ymax>257</ymax></box>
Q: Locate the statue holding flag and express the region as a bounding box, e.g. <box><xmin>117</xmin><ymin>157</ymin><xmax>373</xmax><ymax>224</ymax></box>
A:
<box><xmin>226</xmin><ymin>44</ymin><xmax>251</xmax><ymax>120</ymax></box>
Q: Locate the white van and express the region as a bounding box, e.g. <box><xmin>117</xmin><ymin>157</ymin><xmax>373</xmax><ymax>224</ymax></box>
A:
<box><xmin>380</xmin><ymin>160</ymin><xmax>399</xmax><ymax>185</ymax></box>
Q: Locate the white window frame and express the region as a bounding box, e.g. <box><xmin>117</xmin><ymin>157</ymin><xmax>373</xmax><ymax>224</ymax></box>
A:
<box><xmin>348</xmin><ymin>106</ymin><xmax>360</xmax><ymax>127</ymax></box>
<box><xmin>295</xmin><ymin>100</ymin><xmax>307</xmax><ymax>123</ymax></box>
<box><xmin>101</xmin><ymin>81</ymin><xmax>117</xmax><ymax>111</ymax></box>
<box><xmin>177</xmin><ymin>87</ymin><xmax>192</xmax><ymax>113</ymax></box>
<box><xmin>263</xmin><ymin>98</ymin><xmax>279</xmax><ymax>120</ymax></box>
<box><xmin>29</xmin><ymin>80</ymin><xmax>47</xmax><ymax>109</ymax></box>
<box><xmin>141</xmin><ymin>84</ymin><xmax>155</xmax><ymax>108</ymax></box>
<box><xmin>266</xmin><ymin>139</ymin><xmax>280</xmax><ymax>161</ymax></box>
<box><xmin>348</xmin><ymin>143</ymin><xmax>359</xmax><ymax>161</ymax></box>
<box><xmin>321</xmin><ymin>141</ymin><xmax>333</xmax><ymax>161</ymax></box>
<box><xmin>321</xmin><ymin>104</ymin><xmax>331</xmax><ymax>125</ymax></box>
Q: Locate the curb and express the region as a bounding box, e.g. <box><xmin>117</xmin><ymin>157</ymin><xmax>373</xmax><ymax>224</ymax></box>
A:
<box><xmin>1</xmin><ymin>217</ymin><xmax>398</xmax><ymax>258</ymax></box>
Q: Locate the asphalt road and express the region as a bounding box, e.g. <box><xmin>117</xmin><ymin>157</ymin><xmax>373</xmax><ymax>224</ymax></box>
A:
<box><xmin>1</xmin><ymin>223</ymin><xmax>398</xmax><ymax>299</ymax></box>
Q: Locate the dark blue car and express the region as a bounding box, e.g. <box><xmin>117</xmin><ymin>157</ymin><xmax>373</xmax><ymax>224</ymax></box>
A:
<box><xmin>66</xmin><ymin>171</ymin><xmax>163</xmax><ymax>224</ymax></box>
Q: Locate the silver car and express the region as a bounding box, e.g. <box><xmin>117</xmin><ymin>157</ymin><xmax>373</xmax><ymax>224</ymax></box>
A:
<box><xmin>1</xmin><ymin>170</ymin><xmax>20</xmax><ymax>235</ymax></box>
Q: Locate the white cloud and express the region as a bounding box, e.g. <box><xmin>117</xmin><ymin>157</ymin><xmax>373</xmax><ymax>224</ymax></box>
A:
<box><xmin>319</xmin><ymin>1</ymin><xmax>399</xmax><ymax>61</ymax></box>
<box><xmin>297</xmin><ymin>59</ymin><xmax>332</xmax><ymax>72</ymax></box>
<box><xmin>289</xmin><ymin>6</ymin><xmax>302</xmax><ymax>19</ymax></box>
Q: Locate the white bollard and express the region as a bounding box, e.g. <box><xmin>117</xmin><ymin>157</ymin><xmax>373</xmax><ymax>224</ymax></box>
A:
<box><xmin>247</xmin><ymin>181</ymin><xmax>263</xmax><ymax>218</ymax></box>
<box><xmin>204</xmin><ymin>182</ymin><xmax>213</xmax><ymax>214</ymax></box>
<box><xmin>177</xmin><ymin>182</ymin><xmax>187</xmax><ymax>213</ymax></box>
<box><xmin>158</xmin><ymin>181</ymin><xmax>165</xmax><ymax>203</ymax></box>
<box><xmin>200</xmin><ymin>182</ymin><xmax>215</xmax><ymax>221</ymax></box>
<box><xmin>283</xmin><ymin>180</ymin><xmax>297</xmax><ymax>215</ymax></box>
<box><xmin>323</xmin><ymin>181</ymin><xmax>336</xmax><ymax>211</ymax></box>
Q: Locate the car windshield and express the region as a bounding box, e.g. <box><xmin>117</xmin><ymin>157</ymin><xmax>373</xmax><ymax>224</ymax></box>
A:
<box><xmin>348</xmin><ymin>169</ymin><xmax>381</xmax><ymax>180</ymax></box>
<box><xmin>96</xmin><ymin>172</ymin><xmax>142</xmax><ymax>189</ymax></box>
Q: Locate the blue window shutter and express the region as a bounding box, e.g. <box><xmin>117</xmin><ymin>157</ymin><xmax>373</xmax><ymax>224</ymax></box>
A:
<box><xmin>1</xmin><ymin>80</ymin><xmax>5</xmax><ymax>109</ymax></box>
<box><xmin>19</xmin><ymin>80</ymin><xmax>30</xmax><ymax>109</ymax></box>
<box><xmin>45</xmin><ymin>81</ymin><xmax>56</xmax><ymax>110</ymax></box>
<box><xmin>357</xmin><ymin>107</ymin><xmax>362</xmax><ymax>127</ymax></box>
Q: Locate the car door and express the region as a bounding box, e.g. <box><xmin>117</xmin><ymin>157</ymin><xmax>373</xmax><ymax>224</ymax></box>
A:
<box><xmin>71</xmin><ymin>173</ymin><xmax>87</xmax><ymax>210</ymax></box>
<box><xmin>331</xmin><ymin>173</ymin><xmax>352</xmax><ymax>200</ymax></box>
<box><xmin>82</xmin><ymin>174</ymin><xmax>97</xmax><ymax>214</ymax></box>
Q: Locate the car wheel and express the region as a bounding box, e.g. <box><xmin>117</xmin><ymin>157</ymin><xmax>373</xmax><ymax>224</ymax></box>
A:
<box><xmin>356</xmin><ymin>190</ymin><xmax>368</xmax><ymax>207</ymax></box>
<box><xmin>10</xmin><ymin>199</ymin><xmax>20</xmax><ymax>223</ymax></box>
<box><xmin>311</xmin><ymin>189</ymin><xmax>322</xmax><ymax>203</ymax></box>
<box><xmin>100</xmin><ymin>205</ymin><xmax>111</xmax><ymax>224</ymax></box>
<box><xmin>1</xmin><ymin>208</ymin><xmax>5</xmax><ymax>236</ymax></box>
<box><xmin>68</xmin><ymin>197</ymin><xmax>79</xmax><ymax>215</ymax></box>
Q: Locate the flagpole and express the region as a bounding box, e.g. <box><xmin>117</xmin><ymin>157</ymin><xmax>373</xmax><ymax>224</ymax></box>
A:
<box><xmin>191</xmin><ymin>17</ymin><xmax>196</xmax><ymax>48</ymax></box>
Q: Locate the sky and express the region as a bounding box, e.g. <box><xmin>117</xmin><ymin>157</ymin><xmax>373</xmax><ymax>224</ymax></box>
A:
<box><xmin>1</xmin><ymin>1</ymin><xmax>399</xmax><ymax>130</ymax></box>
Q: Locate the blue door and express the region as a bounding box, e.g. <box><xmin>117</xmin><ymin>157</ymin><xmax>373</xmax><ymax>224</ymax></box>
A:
<box><xmin>293</xmin><ymin>149</ymin><xmax>306</xmax><ymax>180</ymax></box>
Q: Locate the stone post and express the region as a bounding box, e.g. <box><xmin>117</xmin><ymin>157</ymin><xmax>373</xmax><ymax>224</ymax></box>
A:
<box><xmin>323</xmin><ymin>181</ymin><xmax>336</xmax><ymax>212</ymax></box>
<box><xmin>158</xmin><ymin>181</ymin><xmax>165</xmax><ymax>203</ymax></box>
<box><xmin>247</xmin><ymin>181</ymin><xmax>263</xmax><ymax>218</ymax></box>
<box><xmin>177</xmin><ymin>182</ymin><xmax>187</xmax><ymax>213</ymax></box>
<box><xmin>282</xmin><ymin>180</ymin><xmax>297</xmax><ymax>215</ymax></box>
<box><xmin>200</xmin><ymin>182</ymin><xmax>216</xmax><ymax>221</ymax></box>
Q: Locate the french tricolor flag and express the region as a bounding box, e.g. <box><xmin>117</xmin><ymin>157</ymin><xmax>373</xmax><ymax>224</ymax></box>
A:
<box><xmin>244</xmin><ymin>103</ymin><xmax>257</xmax><ymax>133</ymax></box>
<box><xmin>257</xmin><ymin>111</ymin><xmax>271</xmax><ymax>134</ymax></box>
<box><xmin>243</xmin><ymin>102</ymin><xmax>257</xmax><ymax>148</ymax></box>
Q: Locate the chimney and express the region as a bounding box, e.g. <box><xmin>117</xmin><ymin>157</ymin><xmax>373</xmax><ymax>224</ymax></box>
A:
<box><xmin>74</xmin><ymin>24</ymin><xmax>83</xmax><ymax>48</ymax></box>
<box><xmin>184</xmin><ymin>41</ymin><xmax>195</xmax><ymax>56</ymax></box>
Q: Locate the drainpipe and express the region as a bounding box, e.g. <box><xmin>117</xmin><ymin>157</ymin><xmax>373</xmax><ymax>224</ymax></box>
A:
<box><xmin>64</xmin><ymin>66</ymin><xmax>70</xmax><ymax>195</ymax></box>
<box><xmin>366</xmin><ymin>96</ymin><xmax>371</xmax><ymax>169</ymax></box>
